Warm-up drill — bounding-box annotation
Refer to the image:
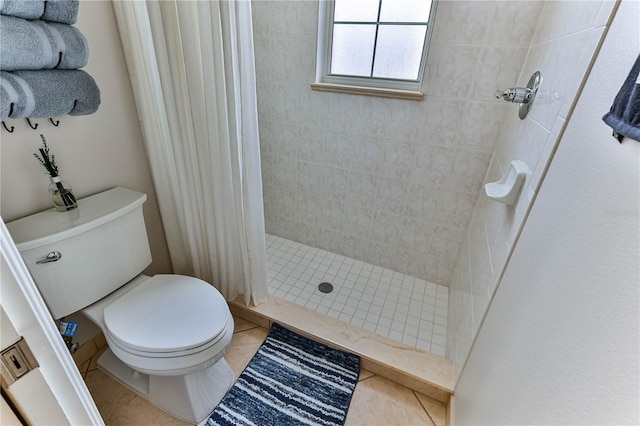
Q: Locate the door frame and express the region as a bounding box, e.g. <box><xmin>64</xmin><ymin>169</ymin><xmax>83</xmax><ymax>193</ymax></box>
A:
<box><xmin>0</xmin><ymin>219</ymin><xmax>103</xmax><ymax>425</ymax></box>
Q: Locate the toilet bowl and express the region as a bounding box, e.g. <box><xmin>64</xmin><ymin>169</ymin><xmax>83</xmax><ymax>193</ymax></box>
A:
<box><xmin>6</xmin><ymin>187</ymin><xmax>235</xmax><ymax>423</ymax></box>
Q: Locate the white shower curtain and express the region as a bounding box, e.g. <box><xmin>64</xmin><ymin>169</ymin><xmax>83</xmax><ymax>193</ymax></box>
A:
<box><xmin>112</xmin><ymin>1</ymin><xmax>268</xmax><ymax>305</ymax></box>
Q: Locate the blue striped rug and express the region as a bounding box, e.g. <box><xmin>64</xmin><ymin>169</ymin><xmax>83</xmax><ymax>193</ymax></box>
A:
<box><xmin>207</xmin><ymin>323</ymin><xmax>360</xmax><ymax>426</ymax></box>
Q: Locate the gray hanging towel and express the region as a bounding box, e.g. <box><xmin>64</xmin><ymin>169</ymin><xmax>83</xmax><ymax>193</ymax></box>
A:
<box><xmin>10</xmin><ymin>70</ymin><xmax>100</xmax><ymax>117</ymax></box>
<box><xmin>0</xmin><ymin>17</ymin><xmax>89</xmax><ymax>71</ymax></box>
<box><xmin>0</xmin><ymin>16</ymin><xmax>58</xmax><ymax>71</ymax></box>
<box><xmin>602</xmin><ymin>53</ymin><xmax>640</xmax><ymax>143</ymax></box>
<box><xmin>0</xmin><ymin>0</ymin><xmax>45</xmax><ymax>20</ymax></box>
<box><xmin>48</xmin><ymin>22</ymin><xmax>89</xmax><ymax>69</ymax></box>
<box><xmin>0</xmin><ymin>71</ymin><xmax>36</xmax><ymax>119</ymax></box>
<box><xmin>41</xmin><ymin>0</ymin><xmax>79</xmax><ymax>24</ymax></box>
<box><xmin>0</xmin><ymin>82</ymin><xmax>9</xmax><ymax>120</ymax></box>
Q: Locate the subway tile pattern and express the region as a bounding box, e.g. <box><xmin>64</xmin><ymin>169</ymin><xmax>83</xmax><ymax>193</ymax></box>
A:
<box><xmin>266</xmin><ymin>234</ymin><xmax>448</xmax><ymax>357</ymax></box>
<box><xmin>252</xmin><ymin>0</ymin><xmax>531</xmax><ymax>286</ymax></box>
<box><xmin>447</xmin><ymin>0</ymin><xmax>616</xmax><ymax>382</ymax></box>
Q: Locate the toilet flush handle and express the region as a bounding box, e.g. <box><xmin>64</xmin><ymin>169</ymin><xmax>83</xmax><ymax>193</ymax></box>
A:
<box><xmin>36</xmin><ymin>251</ymin><xmax>62</xmax><ymax>264</ymax></box>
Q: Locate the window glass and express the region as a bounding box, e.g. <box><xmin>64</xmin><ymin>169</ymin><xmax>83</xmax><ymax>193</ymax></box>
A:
<box><xmin>316</xmin><ymin>0</ymin><xmax>437</xmax><ymax>95</ymax></box>
<box><xmin>372</xmin><ymin>25</ymin><xmax>427</xmax><ymax>80</ymax></box>
<box><xmin>379</xmin><ymin>0</ymin><xmax>431</xmax><ymax>22</ymax></box>
<box><xmin>334</xmin><ymin>0</ymin><xmax>380</xmax><ymax>22</ymax></box>
<box><xmin>331</xmin><ymin>24</ymin><xmax>376</xmax><ymax>76</ymax></box>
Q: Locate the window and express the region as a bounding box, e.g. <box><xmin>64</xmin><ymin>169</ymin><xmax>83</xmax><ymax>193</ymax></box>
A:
<box><xmin>313</xmin><ymin>0</ymin><xmax>437</xmax><ymax>99</ymax></box>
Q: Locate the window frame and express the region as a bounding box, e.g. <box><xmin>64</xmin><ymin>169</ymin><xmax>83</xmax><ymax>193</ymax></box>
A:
<box><xmin>313</xmin><ymin>0</ymin><xmax>438</xmax><ymax>99</ymax></box>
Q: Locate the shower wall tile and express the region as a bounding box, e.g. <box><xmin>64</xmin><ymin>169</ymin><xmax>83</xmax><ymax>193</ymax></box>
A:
<box><xmin>470</xmin><ymin>45</ymin><xmax>530</xmax><ymax>102</ymax></box>
<box><xmin>524</xmin><ymin>30</ymin><xmax>591</xmax><ymax>132</ymax></box>
<box><xmin>447</xmin><ymin>0</ymin><xmax>613</xmax><ymax>382</ymax></box>
<box><xmin>495</xmin><ymin>115</ymin><xmax>550</xmax><ymax>183</ymax></box>
<box><xmin>440</xmin><ymin>191</ymin><xmax>477</xmax><ymax>230</ymax></box>
<box><xmin>405</xmin><ymin>183</ymin><xmax>443</xmax><ymax>223</ymax></box>
<box><xmin>251</xmin><ymin>0</ymin><xmax>318</xmax><ymax>39</ymax></box>
<box><xmin>478</xmin><ymin>161</ymin><xmax>511</xmax><ymax>278</ymax></box>
<box><xmin>430</xmin><ymin>1</ymin><xmax>496</xmax><ymax>45</ymax></box>
<box><xmin>422</xmin><ymin>99</ymin><xmax>508</xmax><ymax>151</ymax></box>
<box><xmin>428</xmin><ymin>225</ymin><xmax>465</xmax><ymax>262</ymax></box>
<box><xmin>558</xmin><ymin>27</ymin><xmax>606</xmax><ymax>119</ymax></box>
<box><xmin>414</xmin><ymin>145</ymin><xmax>455</xmax><ymax>187</ymax></box>
<box><xmin>532</xmin><ymin>0</ymin><xmax>605</xmax><ymax>44</ymax></box>
<box><xmin>485</xmin><ymin>1</ymin><xmax>545</xmax><ymax>46</ymax></box>
<box><xmin>451</xmin><ymin>150</ymin><xmax>493</xmax><ymax>194</ymax></box>
<box><xmin>449</xmin><ymin>231</ymin><xmax>471</xmax><ymax>331</ymax></box>
<box><xmin>467</xmin><ymin>208</ymin><xmax>494</xmax><ymax>334</ymax></box>
<box><xmin>530</xmin><ymin>118</ymin><xmax>565</xmax><ymax>193</ymax></box>
<box><xmin>296</xmin><ymin>162</ymin><xmax>349</xmax><ymax>202</ymax></box>
<box><xmin>424</xmin><ymin>44</ymin><xmax>483</xmax><ymax>99</ymax></box>
<box><xmin>253</xmin><ymin>0</ymin><xmax>543</xmax><ymax>287</ymax></box>
<box><xmin>254</xmin><ymin>37</ymin><xmax>316</xmax><ymax>85</ymax></box>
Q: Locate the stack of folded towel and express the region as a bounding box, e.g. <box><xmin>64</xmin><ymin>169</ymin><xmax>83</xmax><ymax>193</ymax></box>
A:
<box><xmin>0</xmin><ymin>0</ymin><xmax>100</xmax><ymax>120</ymax></box>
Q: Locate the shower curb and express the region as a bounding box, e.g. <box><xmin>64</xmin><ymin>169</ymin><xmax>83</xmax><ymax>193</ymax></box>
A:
<box><xmin>228</xmin><ymin>295</ymin><xmax>454</xmax><ymax>403</ymax></box>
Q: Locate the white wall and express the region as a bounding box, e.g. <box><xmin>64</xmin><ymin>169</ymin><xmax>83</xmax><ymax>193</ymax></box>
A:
<box><xmin>451</xmin><ymin>0</ymin><xmax>639</xmax><ymax>423</ymax></box>
<box><xmin>0</xmin><ymin>1</ymin><xmax>171</xmax><ymax>275</ymax></box>
<box><xmin>447</xmin><ymin>0</ymin><xmax>616</xmax><ymax>377</ymax></box>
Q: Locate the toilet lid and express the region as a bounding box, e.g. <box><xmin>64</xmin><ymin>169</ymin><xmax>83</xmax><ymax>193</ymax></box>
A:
<box><xmin>104</xmin><ymin>275</ymin><xmax>229</xmax><ymax>354</ymax></box>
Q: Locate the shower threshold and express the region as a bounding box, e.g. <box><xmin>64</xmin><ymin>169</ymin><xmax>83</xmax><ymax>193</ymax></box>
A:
<box><xmin>265</xmin><ymin>234</ymin><xmax>448</xmax><ymax>357</ymax></box>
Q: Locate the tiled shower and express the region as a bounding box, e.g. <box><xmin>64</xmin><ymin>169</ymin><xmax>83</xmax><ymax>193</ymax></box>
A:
<box><xmin>252</xmin><ymin>0</ymin><xmax>615</xmax><ymax>374</ymax></box>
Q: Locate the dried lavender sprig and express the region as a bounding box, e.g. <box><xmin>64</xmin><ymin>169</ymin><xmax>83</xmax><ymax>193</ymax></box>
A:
<box><xmin>34</xmin><ymin>134</ymin><xmax>60</xmax><ymax>177</ymax></box>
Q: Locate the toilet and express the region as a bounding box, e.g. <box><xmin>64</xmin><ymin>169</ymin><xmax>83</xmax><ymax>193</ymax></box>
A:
<box><xmin>6</xmin><ymin>187</ymin><xmax>235</xmax><ymax>423</ymax></box>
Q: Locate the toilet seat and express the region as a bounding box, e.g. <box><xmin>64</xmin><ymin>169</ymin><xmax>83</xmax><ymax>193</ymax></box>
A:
<box><xmin>101</xmin><ymin>274</ymin><xmax>234</xmax><ymax>375</ymax></box>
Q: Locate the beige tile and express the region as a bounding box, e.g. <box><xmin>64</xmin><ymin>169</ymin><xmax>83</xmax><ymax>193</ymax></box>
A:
<box><xmin>233</xmin><ymin>316</ymin><xmax>258</xmax><ymax>333</ymax></box>
<box><xmin>224</xmin><ymin>326</ymin><xmax>269</xmax><ymax>380</ymax></box>
<box><xmin>77</xmin><ymin>360</ymin><xmax>90</xmax><ymax>377</ymax></box>
<box><xmin>345</xmin><ymin>375</ymin><xmax>435</xmax><ymax>426</ymax></box>
<box><xmin>85</xmin><ymin>370</ymin><xmax>190</xmax><ymax>426</ymax></box>
<box><xmin>358</xmin><ymin>369</ymin><xmax>375</xmax><ymax>381</ymax></box>
<box><xmin>88</xmin><ymin>346</ymin><xmax>108</xmax><ymax>372</ymax></box>
<box><xmin>94</xmin><ymin>332</ymin><xmax>107</xmax><ymax>350</ymax></box>
<box><xmin>73</xmin><ymin>339</ymin><xmax>97</xmax><ymax>367</ymax></box>
<box><xmin>360</xmin><ymin>359</ymin><xmax>451</xmax><ymax>403</ymax></box>
<box><xmin>415</xmin><ymin>392</ymin><xmax>447</xmax><ymax>426</ymax></box>
<box><xmin>83</xmin><ymin>325</ymin><xmax>446</xmax><ymax>426</ymax></box>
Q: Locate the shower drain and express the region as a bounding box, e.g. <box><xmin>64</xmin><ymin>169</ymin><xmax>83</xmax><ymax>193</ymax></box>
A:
<box><xmin>318</xmin><ymin>282</ymin><xmax>334</xmax><ymax>293</ymax></box>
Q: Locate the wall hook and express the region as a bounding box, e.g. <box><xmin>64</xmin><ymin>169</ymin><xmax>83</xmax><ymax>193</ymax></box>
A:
<box><xmin>26</xmin><ymin>118</ymin><xmax>38</xmax><ymax>129</ymax></box>
<box><xmin>49</xmin><ymin>118</ymin><xmax>60</xmax><ymax>127</ymax></box>
<box><xmin>2</xmin><ymin>121</ymin><xmax>15</xmax><ymax>133</ymax></box>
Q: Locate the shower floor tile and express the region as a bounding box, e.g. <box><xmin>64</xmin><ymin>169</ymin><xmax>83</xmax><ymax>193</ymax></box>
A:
<box><xmin>265</xmin><ymin>234</ymin><xmax>448</xmax><ymax>357</ymax></box>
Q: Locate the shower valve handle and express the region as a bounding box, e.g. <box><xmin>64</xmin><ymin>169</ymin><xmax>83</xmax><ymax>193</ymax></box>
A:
<box><xmin>494</xmin><ymin>87</ymin><xmax>532</xmax><ymax>104</ymax></box>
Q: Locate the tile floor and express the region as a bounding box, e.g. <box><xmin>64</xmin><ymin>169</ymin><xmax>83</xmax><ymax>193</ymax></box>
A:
<box><xmin>83</xmin><ymin>316</ymin><xmax>446</xmax><ymax>426</ymax></box>
<box><xmin>266</xmin><ymin>234</ymin><xmax>449</xmax><ymax>357</ymax></box>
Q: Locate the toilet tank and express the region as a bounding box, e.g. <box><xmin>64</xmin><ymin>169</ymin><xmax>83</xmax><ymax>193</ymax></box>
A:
<box><xmin>6</xmin><ymin>187</ymin><xmax>152</xmax><ymax>319</ymax></box>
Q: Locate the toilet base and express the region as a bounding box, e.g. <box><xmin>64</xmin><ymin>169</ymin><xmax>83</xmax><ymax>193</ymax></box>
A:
<box><xmin>97</xmin><ymin>348</ymin><xmax>234</xmax><ymax>423</ymax></box>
